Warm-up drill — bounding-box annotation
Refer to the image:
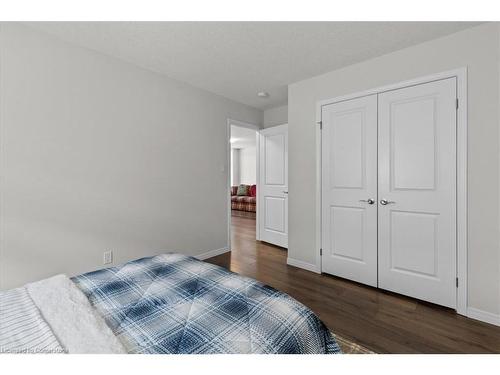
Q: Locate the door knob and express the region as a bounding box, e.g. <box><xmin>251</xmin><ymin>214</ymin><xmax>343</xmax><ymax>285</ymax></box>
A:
<box><xmin>380</xmin><ymin>199</ymin><xmax>396</xmax><ymax>205</ymax></box>
<box><xmin>359</xmin><ymin>198</ymin><xmax>375</xmax><ymax>205</ymax></box>
<box><xmin>283</xmin><ymin>191</ymin><xmax>288</xmax><ymax>194</ymax></box>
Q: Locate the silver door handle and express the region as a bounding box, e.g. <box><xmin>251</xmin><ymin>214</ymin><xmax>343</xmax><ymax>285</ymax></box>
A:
<box><xmin>380</xmin><ymin>199</ymin><xmax>396</xmax><ymax>205</ymax></box>
<box><xmin>359</xmin><ymin>198</ymin><xmax>375</xmax><ymax>205</ymax></box>
<box><xmin>283</xmin><ymin>191</ymin><xmax>288</xmax><ymax>194</ymax></box>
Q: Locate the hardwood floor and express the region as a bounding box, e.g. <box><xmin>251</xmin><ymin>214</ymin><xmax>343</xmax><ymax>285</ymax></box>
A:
<box><xmin>206</xmin><ymin>215</ymin><xmax>500</xmax><ymax>354</ymax></box>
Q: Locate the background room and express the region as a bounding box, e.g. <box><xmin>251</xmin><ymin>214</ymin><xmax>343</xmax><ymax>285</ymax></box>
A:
<box><xmin>230</xmin><ymin>124</ymin><xmax>257</xmax><ymax>219</ymax></box>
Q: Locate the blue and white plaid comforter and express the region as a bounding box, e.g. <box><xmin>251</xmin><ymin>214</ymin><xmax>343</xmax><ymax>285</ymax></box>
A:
<box><xmin>72</xmin><ymin>254</ymin><xmax>340</xmax><ymax>354</ymax></box>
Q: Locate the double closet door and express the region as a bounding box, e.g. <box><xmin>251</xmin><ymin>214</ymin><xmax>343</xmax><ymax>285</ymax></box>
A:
<box><xmin>321</xmin><ymin>78</ymin><xmax>457</xmax><ymax>309</ymax></box>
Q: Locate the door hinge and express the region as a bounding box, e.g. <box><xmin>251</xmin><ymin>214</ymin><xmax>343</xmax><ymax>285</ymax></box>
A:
<box><xmin>456</xmin><ymin>98</ymin><xmax>459</xmax><ymax>110</ymax></box>
<box><xmin>456</xmin><ymin>277</ymin><xmax>459</xmax><ymax>288</ymax></box>
<box><xmin>320</xmin><ymin>248</ymin><xmax>323</xmax><ymax>256</ymax></box>
<box><xmin>317</xmin><ymin>121</ymin><xmax>322</xmax><ymax>129</ymax></box>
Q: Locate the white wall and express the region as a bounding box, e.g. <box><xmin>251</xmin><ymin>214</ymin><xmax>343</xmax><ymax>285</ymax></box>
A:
<box><xmin>230</xmin><ymin>147</ymin><xmax>256</xmax><ymax>186</ymax></box>
<box><xmin>0</xmin><ymin>23</ymin><xmax>262</xmax><ymax>289</ymax></box>
<box><xmin>263</xmin><ymin>105</ymin><xmax>288</xmax><ymax>128</ymax></box>
<box><xmin>239</xmin><ymin>147</ymin><xmax>256</xmax><ymax>185</ymax></box>
<box><xmin>288</xmin><ymin>23</ymin><xmax>500</xmax><ymax>317</ymax></box>
<box><xmin>231</xmin><ymin>149</ymin><xmax>240</xmax><ymax>186</ymax></box>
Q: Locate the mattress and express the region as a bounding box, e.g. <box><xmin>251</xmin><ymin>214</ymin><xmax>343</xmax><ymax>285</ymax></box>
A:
<box><xmin>1</xmin><ymin>253</ymin><xmax>340</xmax><ymax>354</ymax></box>
<box><xmin>73</xmin><ymin>254</ymin><xmax>340</xmax><ymax>354</ymax></box>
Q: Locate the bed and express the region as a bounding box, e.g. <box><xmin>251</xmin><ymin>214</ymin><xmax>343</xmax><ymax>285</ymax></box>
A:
<box><xmin>0</xmin><ymin>253</ymin><xmax>340</xmax><ymax>354</ymax></box>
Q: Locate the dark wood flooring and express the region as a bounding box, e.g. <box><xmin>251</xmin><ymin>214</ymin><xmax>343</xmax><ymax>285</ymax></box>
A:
<box><xmin>206</xmin><ymin>215</ymin><xmax>500</xmax><ymax>353</ymax></box>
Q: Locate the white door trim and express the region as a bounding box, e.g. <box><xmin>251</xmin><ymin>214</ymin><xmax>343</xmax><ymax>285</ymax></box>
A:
<box><xmin>226</xmin><ymin>119</ymin><xmax>261</xmax><ymax>248</ymax></box>
<box><xmin>315</xmin><ymin>68</ymin><xmax>468</xmax><ymax>316</ymax></box>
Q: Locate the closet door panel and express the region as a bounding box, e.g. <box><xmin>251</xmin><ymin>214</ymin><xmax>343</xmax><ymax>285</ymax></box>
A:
<box><xmin>321</xmin><ymin>95</ymin><xmax>378</xmax><ymax>287</ymax></box>
<box><xmin>378</xmin><ymin>78</ymin><xmax>457</xmax><ymax>308</ymax></box>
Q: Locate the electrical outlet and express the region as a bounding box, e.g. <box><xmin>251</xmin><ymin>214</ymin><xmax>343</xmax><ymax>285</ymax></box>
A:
<box><xmin>103</xmin><ymin>250</ymin><xmax>113</xmax><ymax>265</ymax></box>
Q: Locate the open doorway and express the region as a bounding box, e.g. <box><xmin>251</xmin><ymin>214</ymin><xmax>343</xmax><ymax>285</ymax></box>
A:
<box><xmin>226</xmin><ymin>119</ymin><xmax>289</xmax><ymax>252</ymax></box>
<box><xmin>229</xmin><ymin>123</ymin><xmax>258</xmax><ymax>221</ymax></box>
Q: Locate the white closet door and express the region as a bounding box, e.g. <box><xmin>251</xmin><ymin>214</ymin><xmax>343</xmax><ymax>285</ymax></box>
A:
<box><xmin>321</xmin><ymin>95</ymin><xmax>378</xmax><ymax>287</ymax></box>
<box><xmin>378</xmin><ymin>78</ymin><xmax>457</xmax><ymax>308</ymax></box>
<box><xmin>258</xmin><ymin>124</ymin><xmax>288</xmax><ymax>248</ymax></box>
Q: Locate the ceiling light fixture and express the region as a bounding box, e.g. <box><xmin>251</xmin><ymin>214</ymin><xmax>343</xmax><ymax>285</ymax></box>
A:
<box><xmin>257</xmin><ymin>91</ymin><xmax>269</xmax><ymax>98</ymax></box>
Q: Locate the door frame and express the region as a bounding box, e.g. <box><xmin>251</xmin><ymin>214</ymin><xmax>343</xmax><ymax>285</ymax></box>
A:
<box><xmin>315</xmin><ymin>68</ymin><xmax>468</xmax><ymax>315</ymax></box>
<box><xmin>226</xmin><ymin>119</ymin><xmax>261</xmax><ymax>248</ymax></box>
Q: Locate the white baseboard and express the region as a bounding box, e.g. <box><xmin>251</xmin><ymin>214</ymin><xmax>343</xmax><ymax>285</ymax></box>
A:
<box><xmin>467</xmin><ymin>307</ymin><xmax>500</xmax><ymax>326</ymax></box>
<box><xmin>287</xmin><ymin>257</ymin><xmax>321</xmax><ymax>274</ymax></box>
<box><xmin>195</xmin><ymin>247</ymin><xmax>230</xmax><ymax>261</ymax></box>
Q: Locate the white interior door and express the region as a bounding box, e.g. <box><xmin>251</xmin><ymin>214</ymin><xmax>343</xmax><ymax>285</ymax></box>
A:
<box><xmin>378</xmin><ymin>78</ymin><xmax>457</xmax><ymax>308</ymax></box>
<box><xmin>258</xmin><ymin>124</ymin><xmax>288</xmax><ymax>248</ymax></box>
<box><xmin>321</xmin><ymin>95</ymin><xmax>378</xmax><ymax>287</ymax></box>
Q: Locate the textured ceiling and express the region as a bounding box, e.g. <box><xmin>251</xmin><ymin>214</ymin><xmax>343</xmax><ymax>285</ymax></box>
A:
<box><xmin>26</xmin><ymin>22</ymin><xmax>482</xmax><ymax>110</ymax></box>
